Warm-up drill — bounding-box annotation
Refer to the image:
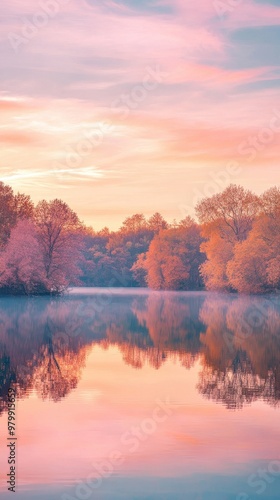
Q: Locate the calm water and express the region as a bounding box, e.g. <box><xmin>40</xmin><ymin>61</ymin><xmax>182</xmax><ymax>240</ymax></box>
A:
<box><xmin>0</xmin><ymin>289</ymin><xmax>280</xmax><ymax>499</ymax></box>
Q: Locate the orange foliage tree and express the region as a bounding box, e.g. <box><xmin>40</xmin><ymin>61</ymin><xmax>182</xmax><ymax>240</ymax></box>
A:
<box><xmin>227</xmin><ymin>187</ymin><xmax>280</xmax><ymax>293</ymax></box>
<box><xmin>133</xmin><ymin>218</ymin><xmax>205</xmax><ymax>290</ymax></box>
<box><xmin>196</xmin><ymin>185</ymin><xmax>260</xmax><ymax>291</ymax></box>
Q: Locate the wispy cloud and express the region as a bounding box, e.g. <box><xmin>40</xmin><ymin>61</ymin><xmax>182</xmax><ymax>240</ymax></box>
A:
<box><xmin>1</xmin><ymin>0</ymin><xmax>280</xmax><ymax>228</ymax></box>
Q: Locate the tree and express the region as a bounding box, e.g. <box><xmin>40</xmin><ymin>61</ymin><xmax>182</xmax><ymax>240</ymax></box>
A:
<box><xmin>227</xmin><ymin>187</ymin><xmax>280</xmax><ymax>293</ymax></box>
<box><xmin>200</xmin><ymin>235</ymin><xmax>234</xmax><ymax>291</ymax></box>
<box><xmin>131</xmin><ymin>253</ymin><xmax>147</xmax><ymax>286</ymax></box>
<box><xmin>196</xmin><ymin>184</ymin><xmax>259</xmax><ymax>243</ymax></box>
<box><xmin>258</xmin><ymin>187</ymin><xmax>280</xmax><ymax>290</ymax></box>
<box><xmin>196</xmin><ymin>185</ymin><xmax>260</xmax><ymax>291</ymax></box>
<box><xmin>0</xmin><ymin>183</ymin><xmax>34</xmax><ymax>247</ymax></box>
<box><xmin>34</xmin><ymin>200</ymin><xmax>83</xmax><ymax>293</ymax></box>
<box><xmin>120</xmin><ymin>213</ymin><xmax>147</xmax><ymax>234</ymax></box>
<box><xmin>135</xmin><ymin>220</ymin><xmax>205</xmax><ymax>290</ymax></box>
<box><xmin>148</xmin><ymin>212</ymin><xmax>168</xmax><ymax>232</ymax></box>
<box><xmin>0</xmin><ymin>220</ymin><xmax>46</xmax><ymax>294</ymax></box>
<box><xmin>0</xmin><ymin>183</ymin><xmax>15</xmax><ymax>247</ymax></box>
<box><xmin>179</xmin><ymin>216</ymin><xmax>196</xmax><ymax>228</ymax></box>
<box><xmin>13</xmin><ymin>192</ymin><xmax>34</xmax><ymax>220</ymax></box>
<box><xmin>227</xmin><ymin>236</ymin><xmax>270</xmax><ymax>294</ymax></box>
<box><xmin>260</xmin><ymin>186</ymin><xmax>280</xmax><ymax>218</ymax></box>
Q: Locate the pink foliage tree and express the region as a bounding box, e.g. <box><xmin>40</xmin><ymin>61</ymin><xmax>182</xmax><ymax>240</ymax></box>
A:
<box><xmin>34</xmin><ymin>199</ymin><xmax>84</xmax><ymax>293</ymax></box>
<box><xmin>0</xmin><ymin>220</ymin><xmax>46</xmax><ymax>294</ymax></box>
<box><xmin>0</xmin><ymin>199</ymin><xmax>84</xmax><ymax>295</ymax></box>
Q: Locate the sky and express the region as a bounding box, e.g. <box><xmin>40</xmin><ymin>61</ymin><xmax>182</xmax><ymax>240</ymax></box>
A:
<box><xmin>1</xmin><ymin>0</ymin><xmax>280</xmax><ymax>229</ymax></box>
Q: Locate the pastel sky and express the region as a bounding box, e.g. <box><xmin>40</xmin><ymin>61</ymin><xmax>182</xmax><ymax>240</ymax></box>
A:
<box><xmin>1</xmin><ymin>0</ymin><xmax>280</xmax><ymax>229</ymax></box>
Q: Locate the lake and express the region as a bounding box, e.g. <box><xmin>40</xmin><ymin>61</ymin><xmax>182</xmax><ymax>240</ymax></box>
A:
<box><xmin>0</xmin><ymin>289</ymin><xmax>280</xmax><ymax>499</ymax></box>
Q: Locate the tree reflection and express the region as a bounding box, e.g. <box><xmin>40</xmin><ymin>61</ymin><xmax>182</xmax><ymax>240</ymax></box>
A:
<box><xmin>0</xmin><ymin>298</ymin><xmax>89</xmax><ymax>413</ymax></box>
<box><xmin>32</xmin><ymin>320</ymin><xmax>88</xmax><ymax>402</ymax></box>
<box><xmin>198</xmin><ymin>296</ymin><xmax>280</xmax><ymax>409</ymax></box>
<box><xmin>102</xmin><ymin>294</ymin><xmax>204</xmax><ymax>369</ymax></box>
<box><xmin>0</xmin><ymin>292</ymin><xmax>279</xmax><ymax>412</ymax></box>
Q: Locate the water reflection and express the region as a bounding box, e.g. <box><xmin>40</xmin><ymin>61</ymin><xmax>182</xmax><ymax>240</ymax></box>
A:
<box><xmin>0</xmin><ymin>291</ymin><xmax>279</xmax><ymax>413</ymax></box>
<box><xmin>199</xmin><ymin>296</ymin><xmax>280</xmax><ymax>409</ymax></box>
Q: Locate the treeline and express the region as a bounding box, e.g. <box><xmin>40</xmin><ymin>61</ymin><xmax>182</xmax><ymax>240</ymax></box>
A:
<box><xmin>0</xmin><ymin>182</ymin><xmax>279</xmax><ymax>294</ymax></box>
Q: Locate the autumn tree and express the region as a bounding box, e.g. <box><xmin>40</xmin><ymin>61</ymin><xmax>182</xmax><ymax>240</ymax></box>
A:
<box><xmin>226</xmin><ymin>235</ymin><xmax>270</xmax><ymax>294</ymax></box>
<box><xmin>196</xmin><ymin>184</ymin><xmax>259</xmax><ymax>243</ymax></box>
<box><xmin>134</xmin><ymin>219</ymin><xmax>205</xmax><ymax>290</ymax></box>
<box><xmin>178</xmin><ymin>215</ymin><xmax>197</xmax><ymax>228</ymax></box>
<box><xmin>131</xmin><ymin>252</ymin><xmax>147</xmax><ymax>286</ymax></box>
<box><xmin>258</xmin><ymin>187</ymin><xmax>280</xmax><ymax>289</ymax></box>
<box><xmin>0</xmin><ymin>182</ymin><xmax>34</xmax><ymax>247</ymax></box>
<box><xmin>227</xmin><ymin>187</ymin><xmax>280</xmax><ymax>293</ymax></box>
<box><xmin>200</xmin><ymin>236</ymin><xmax>234</xmax><ymax>291</ymax></box>
<box><xmin>0</xmin><ymin>220</ymin><xmax>46</xmax><ymax>294</ymax></box>
<box><xmin>196</xmin><ymin>185</ymin><xmax>260</xmax><ymax>291</ymax></box>
<box><xmin>34</xmin><ymin>200</ymin><xmax>83</xmax><ymax>292</ymax></box>
<box><xmin>121</xmin><ymin>213</ymin><xmax>148</xmax><ymax>234</ymax></box>
<box><xmin>13</xmin><ymin>192</ymin><xmax>34</xmax><ymax>220</ymax></box>
<box><xmin>148</xmin><ymin>212</ymin><xmax>168</xmax><ymax>233</ymax></box>
<box><xmin>0</xmin><ymin>183</ymin><xmax>16</xmax><ymax>247</ymax></box>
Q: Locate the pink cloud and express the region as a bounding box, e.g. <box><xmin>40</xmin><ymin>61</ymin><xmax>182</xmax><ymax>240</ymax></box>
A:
<box><xmin>224</xmin><ymin>0</ymin><xmax>280</xmax><ymax>29</ymax></box>
<box><xmin>1</xmin><ymin>0</ymin><xmax>280</xmax><ymax>228</ymax></box>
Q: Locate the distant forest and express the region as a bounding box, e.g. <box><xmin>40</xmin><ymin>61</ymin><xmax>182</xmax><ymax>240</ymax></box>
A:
<box><xmin>0</xmin><ymin>182</ymin><xmax>279</xmax><ymax>295</ymax></box>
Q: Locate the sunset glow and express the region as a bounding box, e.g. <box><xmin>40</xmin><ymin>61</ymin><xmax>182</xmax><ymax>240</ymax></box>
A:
<box><xmin>2</xmin><ymin>0</ymin><xmax>280</xmax><ymax>228</ymax></box>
